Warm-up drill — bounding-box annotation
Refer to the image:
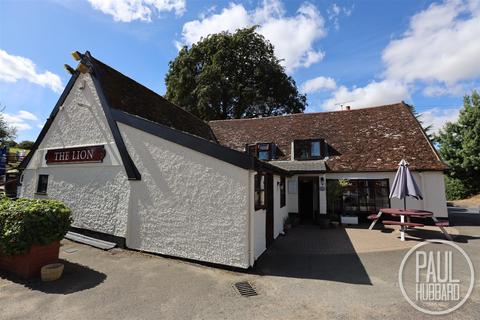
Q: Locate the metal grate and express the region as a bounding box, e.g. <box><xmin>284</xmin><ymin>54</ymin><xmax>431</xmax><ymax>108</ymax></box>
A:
<box><xmin>233</xmin><ymin>281</ymin><xmax>258</xmax><ymax>297</ymax></box>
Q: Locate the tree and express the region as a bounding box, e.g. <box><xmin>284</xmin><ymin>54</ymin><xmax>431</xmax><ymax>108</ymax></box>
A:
<box><xmin>407</xmin><ymin>103</ymin><xmax>434</xmax><ymax>140</ymax></box>
<box><xmin>0</xmin><ymin>105</ymin><xmax>16</xmax><ymax>146</ymax></box>
<box><xmin>3</xmin><ymin>140</ymin><xmax>17</xmax><ymax>148</ymax></box>
<box><xmin>17</xmin><ymin>140</ymin><xmax>34</xmax><ymax>150</ymax></box>
<box><xmin>437</xmin><ymin>90</ymin><xmax>480</xmax><ymax>200</ymax></box>
<box><xmin>165</xmin><ymin>27</ymin><xmax>306</xmax><ymax>121</ymax></box>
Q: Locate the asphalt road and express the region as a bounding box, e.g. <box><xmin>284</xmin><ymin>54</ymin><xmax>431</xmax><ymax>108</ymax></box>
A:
<box><xmin>1</xmin><ymin>210</ymin><xmax>479</xmax><ymax>320</ymax></box>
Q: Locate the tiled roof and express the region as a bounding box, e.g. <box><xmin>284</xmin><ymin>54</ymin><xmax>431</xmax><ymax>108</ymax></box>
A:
<box><xmin>269</xmin><ymin>160</ymin><xmax>326</xmax><ymax>173</ymax></box>
<box><xmin>90</xmin><ymin>57</ymin><xmax>217</xmax><ymax>142</ymax></box>
<box><xmin>209</xmin><ymin>103</ymin><xmax>446</xmax><ymax>172</ymax></box>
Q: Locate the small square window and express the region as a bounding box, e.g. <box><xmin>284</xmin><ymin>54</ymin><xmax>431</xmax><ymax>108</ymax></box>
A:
<box><xmin>36</xmin><ymin>175</ymin><xmax>48</xmax><ymax>194</ymax></box>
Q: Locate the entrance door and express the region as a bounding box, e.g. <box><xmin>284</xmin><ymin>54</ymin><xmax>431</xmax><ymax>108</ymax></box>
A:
<box><xmin>298</xmin><ymin>177</ymin><xmax>319</xmax><ymax>223</ymax></box>
<box><xmin>265</xmin><ymin>174</ymin><xmax>274</xmax><ymax>246</ymax></box>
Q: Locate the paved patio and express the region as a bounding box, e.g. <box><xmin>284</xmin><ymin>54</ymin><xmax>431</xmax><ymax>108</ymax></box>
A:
<box><xmin>1</xmin><ymin>210</ymin><xmax>479</xmax><ymax>320</ymax></box>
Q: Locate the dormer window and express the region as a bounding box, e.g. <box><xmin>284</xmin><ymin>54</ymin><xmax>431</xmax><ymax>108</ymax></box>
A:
<box><xmin>246</xmin><ymin>143</ymin><xmax>276</xmax><ymax>160</ymax></box>
<box><xmin>294</xmin><ymin>139</ymin><xmax>326</xmax><ymax>160</ymax></box>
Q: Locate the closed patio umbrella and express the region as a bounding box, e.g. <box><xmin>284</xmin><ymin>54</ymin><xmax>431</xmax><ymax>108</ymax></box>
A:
<box><xmin>389</xmin><ymin>159</ymin><xmax>423</xmax><ymax>210</ymax></box>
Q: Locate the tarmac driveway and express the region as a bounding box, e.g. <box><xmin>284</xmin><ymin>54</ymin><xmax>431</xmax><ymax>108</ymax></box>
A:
<box><xmin>1</xmin><ymin>211</ymin><xmax>479</xmax><ymax>320</ymax></box>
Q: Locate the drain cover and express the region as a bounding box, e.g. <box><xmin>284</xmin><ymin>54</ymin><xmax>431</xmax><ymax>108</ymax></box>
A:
<box><xmin>233</xmin><ymin>281</ymin><xmax>258</xmax><ymax>297</ymax></box>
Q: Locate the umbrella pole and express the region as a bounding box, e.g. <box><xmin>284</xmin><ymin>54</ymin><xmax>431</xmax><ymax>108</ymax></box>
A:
<box><xmin>403</xmin><ymin>197</ymin><xmax>406</xmax><ymax>210</ymax></box>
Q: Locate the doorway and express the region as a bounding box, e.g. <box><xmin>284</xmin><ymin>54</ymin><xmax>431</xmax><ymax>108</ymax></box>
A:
<box><xmin>298</xmin><ymin>177</ymin><xmax>319</xmax><ymax>224</ymax></box>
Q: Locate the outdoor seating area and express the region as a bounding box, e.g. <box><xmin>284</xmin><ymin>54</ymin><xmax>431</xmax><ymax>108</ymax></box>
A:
<box><xmin>368</xmin><ymin>208</ymin><xmax>452</xmax><ymax>241</ymax></box>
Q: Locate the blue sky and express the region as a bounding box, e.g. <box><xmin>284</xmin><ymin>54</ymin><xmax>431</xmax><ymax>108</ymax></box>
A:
<box><xmin>1</xmin><ymin>0</ymin><xmax>479</xmax><ymax>142</ymax></box>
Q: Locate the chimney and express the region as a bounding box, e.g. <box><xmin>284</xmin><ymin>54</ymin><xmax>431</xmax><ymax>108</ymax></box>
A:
<box><xmin>345</xmin><ymin>105</ymin><xmax>351</xmax><ymax>111</ymax></box>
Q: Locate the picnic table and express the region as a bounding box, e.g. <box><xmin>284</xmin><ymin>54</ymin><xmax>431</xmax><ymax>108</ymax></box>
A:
<box><xmin>368</xmin><ymin>208</ymin><xmax>452</xmax><ymax>241</ymax></box>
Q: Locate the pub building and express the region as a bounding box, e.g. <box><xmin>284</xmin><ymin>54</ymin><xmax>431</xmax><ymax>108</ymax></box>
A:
<box><xmin>18</xmin><ymin>51</ymin><xmax>448</xmax><ymax>268</ymax></box>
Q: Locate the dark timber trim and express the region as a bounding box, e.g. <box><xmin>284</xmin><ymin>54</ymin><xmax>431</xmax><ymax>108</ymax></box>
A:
<box><xmin>111</xmin><ymin>109</ymin><xmax>290</xmax><ymax>176</ymax></box>
<box><xmin>19</xmin><ymin>71</ymin><xmax>81</xmax><ymax>170</ymax></box>
<box><xmin>87</xmin><ymin>54</ymin><xmax>141</xmax><ymax>180</ymax></box>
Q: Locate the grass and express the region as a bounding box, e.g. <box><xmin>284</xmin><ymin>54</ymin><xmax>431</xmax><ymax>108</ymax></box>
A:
<box><xmin>452</xmin><ymin>194</ymin><xmax>480</xmax><ymax>208</ymax></box>
<box><xmin>9</xmin><ymin>147</ymin><xmax>29</xmax><ymax>154</ymax></box>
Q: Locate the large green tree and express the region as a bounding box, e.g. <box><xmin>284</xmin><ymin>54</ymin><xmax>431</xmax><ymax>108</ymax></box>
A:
<box><xmin>437</xmin><ymin>90</ymin><xmax>480</xmax><ymax>200</ymax></box>
<box><xmin>165</xmin><ymin>27</ymin><xmax>306</xmax><ymax>120</ymax></box>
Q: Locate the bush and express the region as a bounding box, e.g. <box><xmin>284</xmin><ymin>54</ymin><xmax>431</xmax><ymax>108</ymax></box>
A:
<box><xmin>0</xmin><ymin>198</ymin><xmax>72</xmax><ymax>255</ymax></box>
<box><xmin>445</xmin><ymin>176</ymin><xmax>471</xmax><ymax>200</ymax></box>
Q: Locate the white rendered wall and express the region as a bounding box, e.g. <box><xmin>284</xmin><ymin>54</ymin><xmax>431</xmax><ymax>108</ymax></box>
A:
<box><xmin>20</xmin><ymin>74</ymin><xmax>130</xmax><ymax>237</ymax></box>
<box><xmin>118</xmin><ymin>123</ymin><xmax>252</xmax><ymax>268</ymax></box>
<box><xmin>273</xmin><ymin>175</ymin><xmax>289</xmax><ymax>238</ymax></box>
<box><xmin>326</xmin><ymin>171</ymin><xmax>447</xmax><ymax>217</ymax></box>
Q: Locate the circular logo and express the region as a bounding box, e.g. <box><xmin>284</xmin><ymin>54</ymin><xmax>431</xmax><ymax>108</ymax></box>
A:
<box><xmin>398</xmin><ymin>240</ymin><xmax>474</xmax><ymax>315</ymax></box>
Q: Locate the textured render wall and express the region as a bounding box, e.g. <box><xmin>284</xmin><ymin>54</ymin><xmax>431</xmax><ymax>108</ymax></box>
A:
<box><xmin>118</xmin><ymin>123</ymin><xmax>251</xmax><ymax>268</ymax></box>
<box><xmin>20</xmin><ymin>73</ymin><xmax>130</xmax><ymax>237</ymax></box>
<box><xmin>273</xmin><ymin>175</ymin><xmax>289</xmax><ymax>238</ymax></box>
<box><xmin>326</xmin><ymin>171</ymin><xmax>448</xmax><ymax>217</ymax></box>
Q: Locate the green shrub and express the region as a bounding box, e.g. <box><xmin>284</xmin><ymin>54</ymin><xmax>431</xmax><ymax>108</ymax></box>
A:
<box><xmin>445</xmin><ymin>176</ymin><xmax>471</xmax><ymax>200</ymax></box>
<box><xmin>0</xmin><ymin>198</ymin><xmax>72</xmax><ymax>255</ymax></box>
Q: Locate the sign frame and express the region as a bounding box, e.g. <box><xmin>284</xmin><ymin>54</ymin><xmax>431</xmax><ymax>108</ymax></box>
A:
<box><xmin>45</xmin><ymin>145</ymin><xmax>106</xmax><ymax>165</ymax></box>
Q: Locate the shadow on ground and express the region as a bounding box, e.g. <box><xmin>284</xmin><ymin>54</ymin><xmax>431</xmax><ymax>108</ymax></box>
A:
<box><xmin>0</xmin><ymin>259</ymin><xmax>106</xmax><ymax>294</ymax></box>
<box><xmin>251</xmin><ymin>225</ymin><xmax>372</xmax><ymax>285</ymax></box>
<box><xmin>449</xmin><ymin>208</ymin><xmax>480</xmax><ymax>226</ymax></box>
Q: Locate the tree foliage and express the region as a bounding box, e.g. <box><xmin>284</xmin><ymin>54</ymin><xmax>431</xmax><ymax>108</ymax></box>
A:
<box><xmin>437</xmin><ymin>90</ymin><xmax>480</xmax><ymax>200</ymax></box>
<box><xmin>0</xmin><ymin>105</ymin><xmax>16</xmax><ymax>145</ymax></box>
<box><xmin>17</xmin><ymin>140</ymin><xmax>34</xmax><ymax>150</ymax></box>
<box><xmin>165</xmin><ymin>27</ymin><xmax>306</xmax><ymax>121</ymax></box>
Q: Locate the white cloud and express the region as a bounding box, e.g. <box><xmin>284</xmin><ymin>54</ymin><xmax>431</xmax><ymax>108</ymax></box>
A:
<box><xmin>322</xmin><ymin>80</ymin><xmax>410</xmax><ymax>111</ymax></box>
<box><xmin>0</xmin><ymin>49</ymin><xmax>63</xmax><ymax>93</ymax></box>
<box><xmin>179</xmin><ymin>0</ymin><xmax>326</xmax><ymax>72</ymax></box>
<box><xmin>327</xmin><ymin>3</ymin><xmax>354</xmax><ymax>30</ymax></box>
<box><xmin>1</xmin><ymin>110</ymin><xmax>40</xmax><ymax>131</ymax></box>
<box><xmin>87</xmin><ymin>0</ymin><xmax>186</xmax><ymax>22</ymax></box>
<box><xmin>382</xmin><ymin>0</ymin><xmax>480</xmax><ymax>89</ymax></box>
<box><xmin>419</xmin><ymin>107</ymin><xmax>461</xmax><ymax>133</ymax></box>
<box><xmin>321</xmin><ymin>0</ymin><xmax>480</xmax><ymax>111</ymax></box>
<box><xmin>301</xmin><ymin>76</ymin><xmax>336</xmax><ymax>93</ymax></box>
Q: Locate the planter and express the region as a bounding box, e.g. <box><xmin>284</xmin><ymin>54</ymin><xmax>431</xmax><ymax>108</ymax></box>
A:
<box><xmin>0</xmin><ymin>241</ymin><xmax>60</xmax><ymax>279</ymax></box>
<box><xmin>340</xmin><ymin>215</ymin><xmax>358</xmax><ymax>225</ymax></box>
<box><xmin>41</xmin><ymin>263</ymin><xmax>64</xmax><ymax>281</ymax></box>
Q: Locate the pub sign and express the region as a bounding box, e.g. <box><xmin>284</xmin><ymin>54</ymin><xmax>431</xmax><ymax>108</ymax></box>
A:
<box><xmin>46</xmin><ymin>145</ymin><xmax>106</xmax><ymax>164</ymax></box>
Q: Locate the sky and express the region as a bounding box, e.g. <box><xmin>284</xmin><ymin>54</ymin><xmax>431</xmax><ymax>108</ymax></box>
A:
<box><xmin>0</xmin><ymin>0</ymin><xmax>479</xmax><ymax>142</ymax></box>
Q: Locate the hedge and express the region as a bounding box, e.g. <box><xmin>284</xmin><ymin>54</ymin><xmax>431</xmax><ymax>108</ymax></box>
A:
<box><xmin>0</xmin><ymin>197</ymin><xmax>72</xmax><ymax>255</ymax></box>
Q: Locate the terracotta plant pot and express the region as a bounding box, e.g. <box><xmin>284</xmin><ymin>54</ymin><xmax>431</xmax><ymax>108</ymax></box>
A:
<box><xmin>0</xmin><ymin>241</ymin><xmax>60</xmax><ymax>279</ymax></box>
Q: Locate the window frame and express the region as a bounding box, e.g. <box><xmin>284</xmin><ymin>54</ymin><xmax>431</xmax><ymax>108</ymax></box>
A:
<box><xmin>293</xmin><ymin>139</ymin><xmax>325</xmax><ymax>160</ymax></box>
<box><xmin>254</xmin><ymin>174</ymin><xmax>266</xmax><ymax>211</ymax></box>
<box><xmin>36</xmin><ymin>174</ymin><xmax>49</xmax><ymax>195</ymax></box>
<box><xmin>246</xmin><ymin>143</ymin><xmax>276</xmax><ymax>161</ymax></box>
<box><xmin>280</xmin><ymin>176</ymin><xmax>286</xmax><ymax>208</ymax></box>
<box><xmin>326</xmin><ymin>178</ymin><xmax>390</xmax><ymax>217</ymax></box>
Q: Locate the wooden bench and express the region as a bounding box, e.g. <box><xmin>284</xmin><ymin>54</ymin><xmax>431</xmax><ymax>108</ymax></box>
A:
<box><xmin>382</xmin><ymin>220</ymin><xmax>425</xmax><ymax>228</ymax></box>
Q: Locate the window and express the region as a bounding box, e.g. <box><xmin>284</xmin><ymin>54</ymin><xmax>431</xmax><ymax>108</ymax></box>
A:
<box><xmin>36</xmin><ymin>174</ymin><xmax>49</xmax><ymax>194</ymax></box>
<box><xmin>326</xmin><ymin>179</ymin><xmax>390</xmax><ymax>219</ymax></box>
<box><xmin>246</xmin><ymin>143</ymin><xmax>276</xmax><ymax>161</ymax></box>
<box><xmin>280</xmin><ymin>176</ymin><xmax>286</xmax><ymax>208</ymax></box>
<box><xmin>254</xmin><ymin>174</ymin><xmax>265</xmax><ymax>210</ymax></box>
<box><xmin>294</xmin><ymin>139</ymin><xmax>325</xmax><ymax>160</ymax></box>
